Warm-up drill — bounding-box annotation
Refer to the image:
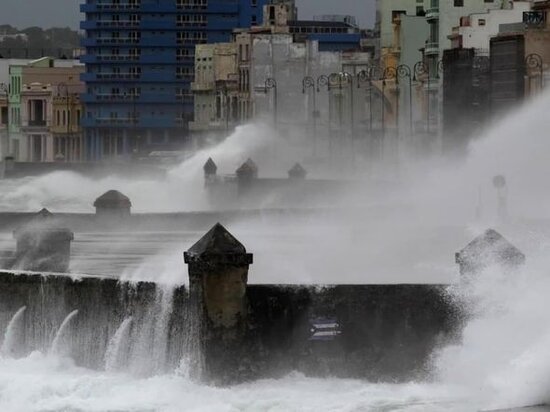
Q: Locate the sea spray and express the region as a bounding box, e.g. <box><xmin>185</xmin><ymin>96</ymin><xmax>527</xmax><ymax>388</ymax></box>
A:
<box><xmin>1</xmin><ymin>306</ymin><xmax>26</xmax><ymax>357</ymax></box>
<box><xmin>104</xmin><ymin>316</ymin><xmax>133</xmax><ymax>372</ymax></box>
<box><xmin>0</xmin><ymin>124</ymin><xmax>282</xmax><ymax>213</ymax></box>
<box><xmin>434</xmin><ymin>241</ymin><xmax>550</xmax><ymax>410</ymax></box>
<box><xmin>127</xmin><ymin>286</ymin><xmax>175</xmax><ymax>376</ymax></box>
<box><xmin>50</xmin><ymin>310</ymin><xmax>79</xmax><ymax>355</ymax></box>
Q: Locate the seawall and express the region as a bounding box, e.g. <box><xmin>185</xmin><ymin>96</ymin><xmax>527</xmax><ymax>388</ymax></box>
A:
<box><xmin>0</xmin><ymin>271</ymin><xmax>459</xmax><ymax>382</ymax></box>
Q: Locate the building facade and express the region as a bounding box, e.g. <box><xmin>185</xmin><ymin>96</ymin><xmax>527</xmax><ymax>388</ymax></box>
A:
<box><xmin>189</xmin><ymin>42</ymin><xmax>239</xmax><ymax>139</ymax></box>
<box><xmin>6</xmin><ymin>57</ymin><xmax>84</xmax><ymax>162</ymax></box>
<box><xmin>80</xmin><ymin>0</ymin><xmax>272</xmax><ymax>161</ymax></box>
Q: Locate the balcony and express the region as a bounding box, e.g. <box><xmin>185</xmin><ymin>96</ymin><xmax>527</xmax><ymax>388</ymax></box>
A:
<box><xmin>82</xmin><ymin>37</ymin><xmax>140</xmax><ymax>46</ymax></box>
<box><xmin>81</xmin><ymin>54</ymin><xmax>141</xmax><ymax>63</ymax></box>
<box><xmin>81</xmin><ymin>93</ymin><xmax>179</xmax><ymax>104</ymax></box>
<box><xmin>81</xmin><ymin>3</ymin><xmax>140</xmax><ymax>12</ymax></box>
<box><xmin>82</xmin><ymin>116</ymin><xmax>179</xmax><ymax>128</ymax></box>
<box><xmin>191</xmin><ymin>81</ymin><xmax>215</xmax><ymax>91</ymax></box>
<box><xmin>80</xmin><ymin>20</ymin><xmax>140</xmax><ymax>30</ymax></box>
<box><xmin>81</xmin><ymin>73</ymin><xmax>142</xmax><ymax>82</ymax></box>
<box><xmin>426</xmin><ymin>8</ymin><xmax>439</xmax><ymax>21</ymax></box>
<box><xmin>425</xmin><ymin>42</ymin><xmax>439</xmax><ymax>56</ymax></box>
<box><xmin>22</xmin><ymin>119</ymin><xmax>49</xmax><ymax>130</ymax></box>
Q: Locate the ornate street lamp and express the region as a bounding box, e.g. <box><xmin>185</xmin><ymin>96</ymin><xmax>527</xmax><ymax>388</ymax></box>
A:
<box><xmin>382</xmin><ymin>67</ymin><xmax>397</xmax><ymax>139</ymax></box>
<box><xmin>57</xmin><ymin>82</ymin><xmax>71</xmax><ymax>161</ymax></box>
<box><xmin>265</xmin><ymin>77</ymin><xmax>277</xmax><ymax>128</ymax></box>
<box><xmin>357</xmin><ymin>65</ymin><xmax>381</xmax><ymax>134</ymax></box>
<box><xmin>397</xmin><ymin>64</ymin><xmax>412</xmax><ymax>135</ymax></box>
<box><xmin>302</xmin><ymin>75</ymin><xmax>318</xmax><ymax>155</ymax></box>
<box><xmin>413</xmin><ymin>61</ymin><xmax>431</xmax><ymax>134</ymax></box>
<box><xmin>0</xmin><ymin>83</ymin><xmax>9</xmax><ymax>156</ymax></box>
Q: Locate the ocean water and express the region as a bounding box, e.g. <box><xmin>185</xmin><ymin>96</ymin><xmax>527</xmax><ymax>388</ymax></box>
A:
<box><xmin>1</xmin><ymin>88</ymin><xmax>550</xmax><ymax>412</ymax></box>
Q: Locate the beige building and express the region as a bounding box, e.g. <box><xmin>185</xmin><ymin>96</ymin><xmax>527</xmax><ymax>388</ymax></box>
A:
<box><xmin>10</xmin><ymin>58</ymin><xmax>84</xmax><ymax>162</ymax></box>
<box><xmin>189</xmin><ymin>42</ymin><xmax>239</xmax><ymax>139</ymax></box>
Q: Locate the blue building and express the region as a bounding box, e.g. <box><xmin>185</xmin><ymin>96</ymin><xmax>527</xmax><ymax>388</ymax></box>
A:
<box><xmin>289</xmin><ymin>19</ymin><xmax>362</xmax><ymax>52</ymax></box>
<box><xmin>80</xmin><ymin>0</ymin><xmax>270</xmax><ymax>160</ymax></box>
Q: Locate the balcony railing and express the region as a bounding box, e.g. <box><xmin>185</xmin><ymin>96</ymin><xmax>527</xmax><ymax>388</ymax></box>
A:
<box><xmin>96</xmin><ymin>4</ymin><xmax>141</xmax><ymax>10</ymax></box>
<box><xmin>25</xmin><ymin>120</ymin><xmax>48</xmax><ymax>127</ymax></box>
<box><xmin>96</xmin><ymin>54</ymin><xmax>140</xmax><ymax>61</ymax></box>
<box><xmin>95</xmin><ymin>117</ymin><xmax>136</xmax><ymax>125</ymax></box>
<box><xmin>95</xmin><ymin>37</ymin><xmax>140</xmax><ymax>45</ymax></box>
<box><xmin>95</xmin><ymin>93</ymin><xmax>139</xmax><ymax>101</ymax></box>
<box><xmin>96</xmin><ymin>73</ymin><xmax>141</xmax><ymax>80</ymax></box>
<box><xmin>96</xmin><ymin>20</ymin><xmax>140</xmax><ymax>28</ymax></box>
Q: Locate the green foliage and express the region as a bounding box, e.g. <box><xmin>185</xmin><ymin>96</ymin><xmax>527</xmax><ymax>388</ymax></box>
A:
<box><xmin>0</xmin><ymin>25</ymin><xmax>81</xmax><ymax>58</ymax></box>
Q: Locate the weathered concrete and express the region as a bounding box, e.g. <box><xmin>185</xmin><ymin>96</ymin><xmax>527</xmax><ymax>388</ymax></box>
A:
<box><xmin>12</xmin><ymin>208</ymin><xmax>74</xmax><ymax>272</ymax></box>
<box><xmin>455</xmin><ymin>228</ymin><xmax>525</xmax><ymax>276</ymax></box>
<box><xmin>184</xmin><ymin>223</ymin><xmax>253</xmax><ymax>383</ymax></box>
<box><xmin>94</xmin><ymin>190</ymin><xmax>132</xmax><ymax>218</ymax></box>
<box><xmin>0</xmin><ymin>267</ymin><xmax>459</xmax><ymax>384</ymax></box>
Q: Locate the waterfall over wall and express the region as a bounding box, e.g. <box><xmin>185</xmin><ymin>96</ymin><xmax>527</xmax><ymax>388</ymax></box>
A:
<box><xmin>0</xmin><ymin>271</ymin><xmax>190</xmax><ymax>374</ymax></box>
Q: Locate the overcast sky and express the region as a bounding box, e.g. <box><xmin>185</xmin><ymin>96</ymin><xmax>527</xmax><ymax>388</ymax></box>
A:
<box><xmin>0</xmin><ymin>0</ymin><xmax>376</xmax><ymax>30</ymax></box>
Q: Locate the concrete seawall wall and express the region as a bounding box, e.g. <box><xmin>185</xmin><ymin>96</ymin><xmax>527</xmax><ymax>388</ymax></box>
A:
<box><xmin>0</xmin><ymin>271</ymin><xmax>459</xmax><ymax>381</ymax></box>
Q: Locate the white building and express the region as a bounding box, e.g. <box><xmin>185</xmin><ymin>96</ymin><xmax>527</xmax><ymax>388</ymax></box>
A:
<box><xmin>449</xmin><ymin>1</ymin><xmax>531</xmax><ymax>53</ymax></box>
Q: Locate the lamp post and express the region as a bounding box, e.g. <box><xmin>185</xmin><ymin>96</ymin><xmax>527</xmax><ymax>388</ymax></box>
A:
<box><xmin>316</xmin><ymin>74</ymin><xmax>330</xmax><ymax>156</ymax></box>
<box><xmin>340</xmin><ymin>71</ymin><xmax>355</xmax><ymax>167</ymax></box>
<box><xmin>265</xmin><ymin>77</ymin><xmax>277</xmax><ymax>129</ymax></box>
<box><xmin>413</xmin><ymin>61</ymin><xmax>430</xmax><ymax>134</ymax></box>
<box><xmin>328</xmin><ymin>72</ymin><xmax>344</xmax><ymax>138</ymax></box>
<box><xmin>381</xmin><ymin>67</ymin><xmax>396</xmax><ymax>140</ymax></box>
<box><xmin>397</xmin><ymin>64</ymin><xmax>412</xmax><ymax>136</ymax></box>
<box><xmin>58</xmin><ymin>82</ymin><xmax>70</xmax><ymax>161</ymax></box>
<box><xmin>302</xmin><ymin>75</ymin><xmax>317</xmax><ymax>155</ymax></box>
<box><xmin>217</xmin><ymin>81</ymin><xmax>229</xmax><ymax>133</ymax></box>
<box><xmin>0</xmin><ymin>83</ymin><xmax>9</xmax><ymax>157</ymax></box>
<box><xmin>357</xmin><ymin>65</ymin><xmax>381</xmax><ymax>135</ymax></box>
<box><xmin>525</xmin><ymin>53</ymin><xmax>544</xmax><ymax>92</ymax></box>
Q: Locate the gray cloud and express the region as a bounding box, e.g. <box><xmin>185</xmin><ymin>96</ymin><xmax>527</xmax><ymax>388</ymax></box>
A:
<box><xmin>0</xmin><ymin>0</ymin><xmax>375</xmax><ymax>30</ymax></box>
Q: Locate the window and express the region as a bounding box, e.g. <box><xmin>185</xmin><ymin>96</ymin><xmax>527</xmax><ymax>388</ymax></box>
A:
<box><xmin>454</xmin><ymin>0</ymin><xmax>464</xmax><ymax>6</ymax></box>
<box><xmin>251</xmin><ymin>15</ymin><xmax>257</xmax><ymax>25</ymax></box>
<box><xmin>478</xmin><ymin>19</ymin><xmax>486</xmax><ymax>26</ymax></box>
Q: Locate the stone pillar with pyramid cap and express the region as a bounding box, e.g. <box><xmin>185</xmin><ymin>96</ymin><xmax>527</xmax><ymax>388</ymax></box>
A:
<box><xmin>455</xmin><ymin>228</ymin><xmax>525</xmax><ymax>276</ymax></box>
<box><xmin>203</xmin><ymin>157</ymin><xmax>218</xmax><ymax>187</ymax></box>
<box><xmin>184</xmin><ymin>223</ymin><xmax>253</xmax><ymax>383</ymax></box>
<box><xmin>13</xmin><ymin>208</ymin><xmax>74</xmax><ymax>272</ymax></box>
<box><xmin>235</xmin><ymin>159</ymin><xmax>258</xmax><ymax>196</ymax></box>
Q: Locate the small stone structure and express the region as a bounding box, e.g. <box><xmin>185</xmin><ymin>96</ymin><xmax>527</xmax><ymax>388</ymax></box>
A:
<box><xmin>455</xmin><ymin>228</ymin><xmax>525</xmax><ymax>276</ymax></box>
<box><xmin>235</xmin><ymin>160</ymin><xmax>258</xmax><ymax>195</ymax></box>
<box><xmin>288</xmin><ymin>163</ymin><xmax>307</xmax><ymax>179</ymax></box>
<box><xmin>184</xmin><ymin>223</ymin><xmax>253</xmax><ymax>383</ymax></box>
<box><xmin>203</xmin><ymin>157</ymin><xmax>218</xmax><ymax>186</ymax></box>
<box><xmin>12</xmin><ymin>208</ymin><xmax>74</xmax><ymax>272</ymax></box>
<box><xmin>93</xmin><ymin>190</ymin><xmax>132</xmax><ymax>218</ymax></box>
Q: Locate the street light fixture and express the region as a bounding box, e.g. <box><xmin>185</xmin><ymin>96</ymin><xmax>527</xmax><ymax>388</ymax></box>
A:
<box><xmin>264</xmin><ymin>77</ymin><xmax>277</xmax><ymax>129</ymax></box>
<box><xmin>413</xmin><ymin>61</ymin><xmax>431</xmax><ymax>134</ymax></box>
<box><xmin>302</xmin><ymin>76</ymin><xmax>318</xmax><ymax>155</ymax></box>
<box><xmin>357</xmin><ymin>65</ymin><xmax>381</xmax><ymax>134</ymax></box>
<box><xmin>381</xmin><ymin>67</ymin><xmax>396</xmax><ymax>140</ymax></box>
<box><xmin>0</xmin><ymin>83</ymin><xmax>9</xmax><ymax>157</ymax></box>
<box><xmin>397</xmin><ymin>64</ymin><xmax>413</xmax><ymax>135</ymax></box>
<box><xmin>57</xmin><ymin>82</ymin><xmax>70</xmax><ymax>161</ymax></box>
